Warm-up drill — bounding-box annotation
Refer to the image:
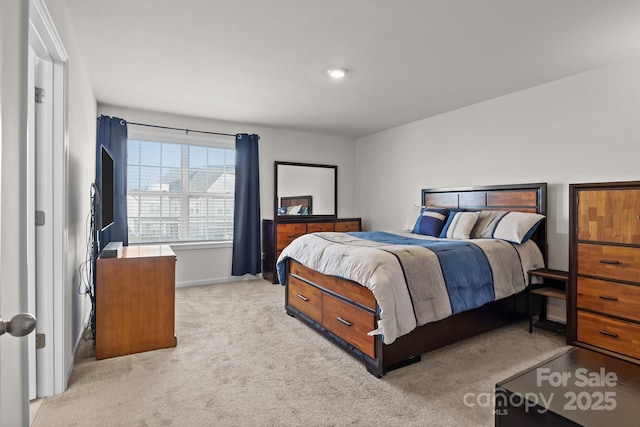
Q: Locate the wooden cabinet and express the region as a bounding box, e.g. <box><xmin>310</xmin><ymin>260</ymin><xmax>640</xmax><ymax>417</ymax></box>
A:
<box><xmin>286</xmin><ymin>260</ymin><xmax>376</xmax><ymax>359</ymax></box>
<box><xmin>569</xmin><ymin>181</ymin><xmax>640</xmax><ymax>364</ymax></box>
<box><xmin>262</xmin><ymin>217</ymin><xmax>361</xmax><ymax>283</ymax></box>
<box><xmin>96</xmin><ymin>245</ymin><xmax>177</xmax><ymax>359</ymax></box>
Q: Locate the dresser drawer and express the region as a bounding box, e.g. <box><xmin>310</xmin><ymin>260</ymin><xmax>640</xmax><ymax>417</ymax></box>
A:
<box><xmin>577</xmin><ymin>277</ymin><xmax>640</xmax><ymax>322</ymax></box>
<box><xmin>307</xmin><ymin>222</ymin><xmax>334</xmax><ymax>233</ymax></box>
<box><xmin>577</xmin><ymin>188</ymin><xmax>640</xmax><ymax>245</ymax></box>
<box><xmin>577</xmin><ymin>311</ymin><xmax>640</xmax><ymax>359</ymax></box>
<box><xmin>335</xmin><ymin>220</ymin><xmax>360</xmax><ymax>232</ymax></box>
<box><xmin>276</xmin><ymin>223</ymin><xmax>307</xmax><ymax>250</ymax></box>
<box><xmin>288</xmin><ymin>276</ymin><xmax>322</xmax><ymax>323</ymax></box>
<box><xmin>578</xmin><ymin>243</ymin><xmax>640</xmax><ymax>283</ymax></box>
<box><xmin>322</xmin><ymin>293</ymin><xmax>375</xmax><ymax>358</ymax></box>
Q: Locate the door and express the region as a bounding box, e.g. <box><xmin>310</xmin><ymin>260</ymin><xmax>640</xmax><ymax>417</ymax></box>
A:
<box><xmin>1</xmin><ymin>1</ymin><xmax>31</xmax><ymax>425</ymax></box>
<box><xmin>27</xmin><ymin>43</ymin><xmax>38</xmax><ymax>403</ymax></box>
<box><xmin>0</xmin><ymin>315</ymin><xmax>37</xmax><ymax>424</ymax></box>
<box><xmin>2</xmin><ymin>1</ymin><xmax>66</xmax><ymax>423</ymax></box>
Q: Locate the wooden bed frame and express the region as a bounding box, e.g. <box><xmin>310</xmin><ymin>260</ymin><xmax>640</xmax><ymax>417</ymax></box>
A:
<box><xmin>283</xmin><ymin>183</ymin><xmax>547</xmax><ymax>377</ymax></box>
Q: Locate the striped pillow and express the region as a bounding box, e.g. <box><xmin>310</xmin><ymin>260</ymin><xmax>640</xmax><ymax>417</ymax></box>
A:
<box><xmin>440</xmin><ymin>211</ymin><xmax>480</xmax><ymax>239</ymax></box>
<box><xmin>470</xmin><ymin>210</ymin><xmax>509</xmax><ymax>239</ymax></box>
<box><xmin>412</xmin><ymin>207</ymin><xmax>450</xmax><ymax>237</ymax></box>
<box><xmin>492</xmin><ymin>212</ymin><xmax>545</xmax><ymax>244</ymax></box>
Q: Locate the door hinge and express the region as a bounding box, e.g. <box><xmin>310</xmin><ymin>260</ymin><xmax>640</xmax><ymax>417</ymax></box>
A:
<box><xmin>36</xmin><ymin>333</ymin><xmax>46</xmax><ymax>349</ymax></box>
<box><xmin>35</xmin><ymin>210</ymin><xmax>45</xmax><ymax>226</ymax></box>
<box><xmin>35</xmin><ymin>86</ymin><xmax>45</xmax><ymax>104</ymax></box>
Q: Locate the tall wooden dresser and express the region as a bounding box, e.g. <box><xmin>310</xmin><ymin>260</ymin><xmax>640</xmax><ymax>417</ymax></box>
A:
<box><xmin>262</xmin><ymin>217</ymin><xmax>361</xmax><ymax>283</ymax></box>
<box><xmin>568</xmin><ymin>181</ymin><xmax>640</xmax><ymax>363</ymax></box>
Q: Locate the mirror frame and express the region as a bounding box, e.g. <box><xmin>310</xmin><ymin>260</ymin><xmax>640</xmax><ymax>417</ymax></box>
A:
<box><xmin>274</xmin><ymin>161</ymin><xmax>338</xmax><ymax>219</ymax></box>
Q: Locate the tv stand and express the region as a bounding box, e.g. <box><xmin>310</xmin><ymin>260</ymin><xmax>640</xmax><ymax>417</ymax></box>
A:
<box><xmin>95</xmin><ymin>244</ymin><xmax>177</xmax><ymax>359</ymax></box>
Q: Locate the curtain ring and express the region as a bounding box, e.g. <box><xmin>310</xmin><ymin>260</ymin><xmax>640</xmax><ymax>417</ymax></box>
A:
<box><xmin>119</xmin><ymin>119</ymin><xmax>125</xmax><ymax>126</ymax></box>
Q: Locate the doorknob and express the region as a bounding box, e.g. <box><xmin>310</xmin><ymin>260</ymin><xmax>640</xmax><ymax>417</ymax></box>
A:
<box><xmin>0</xmin><ymin>313</ymin><xmax>37</xmax><ymax>337</ymax></box>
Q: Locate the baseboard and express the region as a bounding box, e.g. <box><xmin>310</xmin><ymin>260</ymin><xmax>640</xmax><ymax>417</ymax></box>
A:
<box><xmin>66</xmin><ymin>310</ymin><xmax>93</xmax><ymax>388</ymax></box>
<box><xmin>176</xmin><ymin>273</ymin><xmax>263</xmax><ymax>288</ymax></box>
<box><xmin>546</xmin><ymin>314</ymin><xmax>567</xmax><ymax>324</ymax></box>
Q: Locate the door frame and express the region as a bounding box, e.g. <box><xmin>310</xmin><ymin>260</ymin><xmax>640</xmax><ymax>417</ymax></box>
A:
<box><xmin>29</xmin><ymin>0</ymin><xmax>69</xmax><ymax>398</ymax></box>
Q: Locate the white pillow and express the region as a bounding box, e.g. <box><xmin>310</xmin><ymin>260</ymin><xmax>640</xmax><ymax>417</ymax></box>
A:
<box><xmin>442</xmin><ymin>211</ymin><xmax>480</xmax><ymax>240</ymax></box>
<box><xmin>470</xmin><ymin>210</ymin><xmax>508</xmax><ymax>239</ymax></box>
<box><xmin>403</xmin><ymin>204</ymin><xmax>424</xmax><ymax>231</ymax></box>
<box><xmin>492</xmin><ymin>212</ymin><xmax>545</xmax><ymax>244</ymax></box>
<box><xmin>286</xmin><ymin>204</ymin><xmax>302</xmax><ymax>215</ymax></box>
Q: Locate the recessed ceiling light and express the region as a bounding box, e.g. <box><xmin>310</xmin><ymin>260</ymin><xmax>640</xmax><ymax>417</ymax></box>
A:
<box><xmin>327</xmin><ymin>68</ymin><xmax>347</xmax><ymax>79</ymax></box>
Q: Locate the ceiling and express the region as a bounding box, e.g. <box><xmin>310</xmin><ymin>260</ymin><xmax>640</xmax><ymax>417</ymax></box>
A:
<box><xmin>63</xmin><ymin>0</ymin><xmax>640</xmax><ymax>138</ymax></box>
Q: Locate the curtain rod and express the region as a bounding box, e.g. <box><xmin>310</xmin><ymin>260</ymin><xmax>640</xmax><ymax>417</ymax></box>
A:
<box><xmin>126</xmin><ymin>121</ymin><xmax>236</xmax><ymax>137</ymax></box>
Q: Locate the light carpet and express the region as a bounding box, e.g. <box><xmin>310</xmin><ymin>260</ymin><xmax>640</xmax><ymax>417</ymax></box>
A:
<box><xmin>32</xmin><ymin>279</ymin><xmax>569</xmax><ymax>426</ymax></box>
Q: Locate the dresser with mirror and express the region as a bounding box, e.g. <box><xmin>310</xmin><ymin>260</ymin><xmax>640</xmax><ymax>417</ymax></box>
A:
<box><xmin>262</xmin><ymin>161</ymin><xmax>361</xmax><ymax>283</ymax></box>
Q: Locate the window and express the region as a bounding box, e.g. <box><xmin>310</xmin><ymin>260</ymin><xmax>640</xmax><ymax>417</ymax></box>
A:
<box><xmin>127</xmin><ymin>137</ymin><xmax>235</xmax><ymax>243</ymax></box>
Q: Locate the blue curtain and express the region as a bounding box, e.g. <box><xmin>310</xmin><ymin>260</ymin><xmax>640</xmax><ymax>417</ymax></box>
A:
<box><xmin>232</xmin><ymin>133</ymin><xmax>261</xmax><ymax>275</ymax></box>
<box><xmin>96</xmin><ymin>115</ymin><xmax>128</xmax><ymax>251</ymax></box>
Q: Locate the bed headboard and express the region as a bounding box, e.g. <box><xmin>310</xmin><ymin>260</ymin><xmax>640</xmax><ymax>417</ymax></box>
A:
<box><xmin>421</xmin><ymin>183</ymin><xmax>547</xmax><ymax>262</ymax></box>
<box><xmin>279</xmin><ymin>195</ymin><xmax>312</xmax><ymax>214</ymax></box>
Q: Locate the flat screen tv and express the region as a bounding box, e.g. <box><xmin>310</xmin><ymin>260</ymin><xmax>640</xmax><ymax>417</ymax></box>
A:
<box><xmin>100</xmin><ymin>146</ymin><xmax>114</xmax><ymax>230</ymax></box>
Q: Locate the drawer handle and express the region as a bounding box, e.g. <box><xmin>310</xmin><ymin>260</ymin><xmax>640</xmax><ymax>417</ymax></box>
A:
<box><xmin>599</xmin><ymin>259</ymin><xmax>621</xmax><ymax>265</ymax></box>
<box><xmin>598</xmin><ymin>330</ymin><xmax>618</xmax><ymax>338</ymax></box>
<box><xmin>598</xmin><ymin>295</ymin><xmax>618</xmax><ymax>301</ymax></box>
<box><xmin>336</xmin><ymin>317</ymin><xmax>353</xmax><ymax>327</ymax></box>
<box><xmin>296</xmin><ymin>294</ymin><xmax>309</xmax><ymax>302</ymax></box>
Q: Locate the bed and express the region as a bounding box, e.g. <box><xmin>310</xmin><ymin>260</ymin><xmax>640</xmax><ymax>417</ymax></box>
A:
<box><xmin>278</xmin><ymin>195</ymin><xmax>312</xmax><ymax>215</ymax></box>
<box><xmin>277</xmin><ymin>183</ymin><xmax>548</xmax><ymax>377</ymax></box>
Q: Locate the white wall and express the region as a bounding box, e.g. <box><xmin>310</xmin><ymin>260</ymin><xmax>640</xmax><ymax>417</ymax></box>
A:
<box><xmin>356</xmin><ymin>58</ymin><xmax>640</xmax><ymax>275</ymax></box>
<box><xmin>98</xmin><ymin>105</ymin><xmax>357</xmax><ymax>286</ymax></box>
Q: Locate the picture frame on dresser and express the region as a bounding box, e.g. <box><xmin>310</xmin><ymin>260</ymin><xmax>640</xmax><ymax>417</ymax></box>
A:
<box><xmin>568</xmin><ymin>180</ymin><xmax>640</xmax><ymax>364</ymax></box>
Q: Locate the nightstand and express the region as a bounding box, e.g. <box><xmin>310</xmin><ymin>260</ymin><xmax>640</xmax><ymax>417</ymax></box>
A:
<box><xmin>528</xmin><ymin>268</ymin><xmax>568</xmax><ymax>335</ymax></box>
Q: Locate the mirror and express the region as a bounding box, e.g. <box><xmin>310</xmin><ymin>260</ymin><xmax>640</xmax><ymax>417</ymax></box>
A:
<box><xmin>275</xmin><ymin>161</ymin><xmax>337</xmax><ymax>218</ymax></box>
